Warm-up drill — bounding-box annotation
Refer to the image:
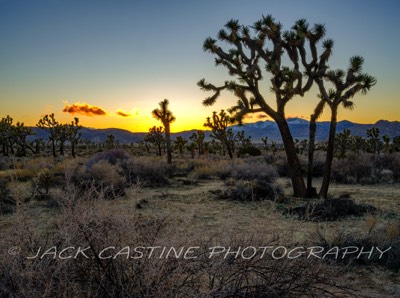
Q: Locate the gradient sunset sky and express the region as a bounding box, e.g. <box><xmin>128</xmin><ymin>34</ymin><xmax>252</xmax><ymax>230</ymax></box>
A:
<box><xmin>1</xmin><ymin>0</ymin><xmax>399</xmax><ymax>132</ymax></box>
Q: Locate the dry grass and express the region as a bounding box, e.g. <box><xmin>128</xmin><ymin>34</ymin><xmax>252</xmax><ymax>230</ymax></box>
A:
<box><xmin>1</xmin><ymin>152</ymin><xmax>400</xmax><ymax>297</ymax></box>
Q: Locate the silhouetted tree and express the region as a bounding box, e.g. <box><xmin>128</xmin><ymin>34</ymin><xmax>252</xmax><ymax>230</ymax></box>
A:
<box><xmin>66</xmin><ymin>117</ymin><xmax>82</xmax><ymax>158</ymax></box>
<box><xmin>152</xmin><ymin>99</ymin><xmax>175</xmax><ymax>164</ymax></box>
<box><xmin>366</xmin><ymin>127</ymin><xmax>382</xmax><ymax>154</ymax></box>
<box><xmin>0</xmin><ymin>116</ymin><xmax>14</xmax><ymax>156</ymax></box>
<box><xmin>198</xmin><ymin>16</ymin><xmax>335</xmax><ymax>197</ymax></box>
<box><xmin>174</xmin><ymin>136</ymin><xmax>187</xmax><ymax>156</ymax></box>
<box><xmin>351</xmin><ymin>135</ymin><xmax>366</xmax><ymax>154</ymax></box>
<box><xmin>204</xmin><ymin>110</ymin><xmax>235</xmax><ymax>159</ymax></box>
<box><xmin>145</xmin><ymin>126</ymin><xmax>165</xmax><ymax>157</ymax></box>
<box><xmin>36</xmin><ymin>113</ymin><xmax>58</xmax><ymax>158</ymax></box>
<box><xmin>14</xmin><ymin>122</ymin><xmax>34</xmax><ymax>156</ymax></box>
<box><xmin>317</xmin><ymin>55</ymin><xmax>376</xmax><ymax>198</ymax></box>
<box><xmin>382</xmin><ymin>134</ymin><xmax>391</xmax><ymax>153</ymax></box>
<box><xmin>335</xmin><ymin>129</ymin><xmax>351</xmax><ymax>158</ymax></box>
<box><xmin>106</xmin><ymin>134</ymin><xmax>115</xmax><ymax>149</ymax></box>
<box><xmin>190</xmin><ymin>130</ymin><xmax>205</xmax><ymax>156</ymax></box>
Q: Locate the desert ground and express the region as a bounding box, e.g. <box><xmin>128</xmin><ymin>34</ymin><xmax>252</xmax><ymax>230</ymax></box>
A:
<box><xmin>1</xmin><ymin>148</ymin><xmax>400</xmax><ymax>297</ymax></box>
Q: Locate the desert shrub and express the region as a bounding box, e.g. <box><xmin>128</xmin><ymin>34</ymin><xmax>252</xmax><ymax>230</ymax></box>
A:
<box><xmin>86</xmin><ymin>148</ymin><xmax>130</xmax><ymax>168</ymax></box>
<box><xmin>188</xmin><ymin>158</ymin><xmax>232</xmax><ymax>180</ymax></box>
<box><xmin>216</xmin><ymin>179</ymin><xmax>282</xmax><ymax>201</ymax></box>
<box><xmin>74</xmin><ymin>159</ymin><xmax>127</xmax><ymax>199</ymax></box>
<box><xmin>331</xmin><ymin>153</ymin><xmax>400</xmax><ymax>184</ymax></box>
<box><xmin>230</xmin><ymin>159</ymin><xmax>278</xmax><ymax>182</ymax></box>
<box><xmin>237</xmin><ymin>145</ymin><xmax>262</xmax><ymax>157</ymax></box>
<box><xmin>274</xmin><ymin>154</ymin><xmax>291</xmax><ymax>177</ymax></box>
<box><xmin>190</xmin><ymin>156</ymin><xmax>278</xmax><ymax>182</ymax></box>
<box><xmin>311</xmin><ymin>151</ymin><xmax>326</xmax><ymax>177</ymax></box>
<box><xmin>331</xmin><ymin>154</ymin><xmax>373</xmax><ymax>184</ymax></box>
<box><xmin>310</xmin><ymin>220</ymin><xmax>400</xmax><ymax>271</ymax></box>
<box><xmin>0</xmin><ymin>185</ymin><xmax>353</xmax><ymax>297</ymax></box>
<box><xmin>31</xmin><ymin>168</ymin><xmax>54</xmax><ymax>196</ymax></box>
<box><xmin>371</xmin><ymin>153</ymin><xmax>400</xmax><ymax>182</ymax></box>
<box><xmin>0</xmin><ymin>156</ymin><xmax>12</xmax><ymax>171</ymax></box>
<box><xmin>120</xmin><ymin>156</ymin><xmax>171</xmax><ymax>186</ymax></box>
<box><xmin>0</xmin><ymin>178</ymin><xmax>14</xmax><ymax>214</ymax></box>
<box><xmin>286</xmin><ymin>197</ymin><xmax>377</xmax><ymax>222</ymax></box>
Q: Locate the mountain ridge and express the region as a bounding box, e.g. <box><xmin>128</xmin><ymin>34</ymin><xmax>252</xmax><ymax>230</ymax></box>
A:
<box><xmin>29</xmin><ymin>118</ymin><xmax>400</xmax><ymax>143</ymax></box>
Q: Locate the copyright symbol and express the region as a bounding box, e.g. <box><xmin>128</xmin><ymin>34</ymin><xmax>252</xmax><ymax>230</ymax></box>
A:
<box><xmin>8</xmin><ymin>246</ymin><xmax>21</xmax><ymax>256</ymax></box>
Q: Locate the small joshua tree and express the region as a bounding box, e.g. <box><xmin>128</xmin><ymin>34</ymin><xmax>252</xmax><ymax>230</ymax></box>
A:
<box><xmin>204</xmin><ymin>110</ymin><xmax>235</xmax><ymax>159</ymax></box>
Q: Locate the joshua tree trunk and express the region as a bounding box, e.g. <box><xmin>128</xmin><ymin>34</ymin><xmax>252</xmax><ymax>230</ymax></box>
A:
<box><xmin>306</xmin><ymin>117</ymin><xmax>318</xmax><ymax>197</ymax></box>
<box><xmin>320</xmin><ymin>105</ymin><xmax>337</xmax><ymax>199</ymax></box>
<box><xmin>276</xmin><ymin>116</ymin><xmax>307</xmax><ymax>198</ymax></box>
<box><xmin>71</xmin><ymin>141</ymin><xmax>76</xmax><ymax>158</ymax></box>
<box><xmin>224</xmin><ymin>140</ymin><xmax>233</xmax><ymax>159</ymax></box>
<box><xmin>51</xmin><ymin>138</ymin><xmax>56</xmax><ymax>158</ymax></box>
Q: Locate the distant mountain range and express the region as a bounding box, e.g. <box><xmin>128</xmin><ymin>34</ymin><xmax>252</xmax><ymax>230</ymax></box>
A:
<box><xmin>29</xmin><ymin>118</ymin><xmax>400</xmax><ymax>144</ymax></box>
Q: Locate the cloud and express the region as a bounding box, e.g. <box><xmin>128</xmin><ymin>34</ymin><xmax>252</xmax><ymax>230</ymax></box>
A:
<box><xmin>63</xmin><ymin>102</ymin><xmax>107</xmax><ymax>116</ymax></box>
<box><xmin>257</xmin><ymin>114</ymin><xmax>268</xmax><ymax>119</ymax></box>
<box><xmin>116</xmin><ymin>110</ymin><xmax>131</xmax><ymax>117</ymax></box>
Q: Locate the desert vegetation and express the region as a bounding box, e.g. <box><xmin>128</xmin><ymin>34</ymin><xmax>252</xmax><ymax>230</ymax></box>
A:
<box><xmin>1</xmin><ymin>13</ymin><xmax>400</xmax><ymax>298</ymax></box>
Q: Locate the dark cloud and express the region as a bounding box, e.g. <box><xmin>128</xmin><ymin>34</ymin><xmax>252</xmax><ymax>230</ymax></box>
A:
<box><xmin>63</xmin><ymin>103</ymin><xmax>107</xmax><ymax>116</ymax></box>
<box><xmin>116</xmin><ymin>110</ymin><xmax>131</xmax><ymax>117</ymax></box>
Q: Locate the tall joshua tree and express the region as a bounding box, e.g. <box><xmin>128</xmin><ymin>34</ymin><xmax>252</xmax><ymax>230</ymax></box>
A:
<box><xmin>198</xmin><ymin>16</ymin><xmax>332</xmax><ymax>197</ymax></box>
<box><xmin>317</xmin><ymin>56</ymin><xmax>376</xmax><ymax>198</ymax></box>
<box><xmin>152</xmin><ymin>99</ymin><xmax>175</xmax><ymax>164</ymax></box>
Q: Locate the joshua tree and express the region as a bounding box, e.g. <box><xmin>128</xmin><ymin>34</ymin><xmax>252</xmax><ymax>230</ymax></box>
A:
<box><xmin>55</xmin><ymin>123</ymin><xmax>68</xmax><ymax>156</ymax></box>
<box><xmin>366</xmin><ymin>127</ymin><xmax>382</xmax><ymax>154</ymax></box>
<box><xmin>145</xmin><ymin>126</ymin><xmax>165</xmax><ymax>157</ymax></box>
<box><xmin>198</xmin><ymin>16</ymin><xmax>335</xmax><ymax>197</ymax></box>
<box><xmin>315</xmin><ymin>55</ymin><xmax>376</xmax><ymax>198</ymax></box>
<box><xmin>66</xmin><ymin>117</ymin><xmax>82</xmax><ymax>158</ymax></box>
<box><xmin>106</xmin><ymin>134</ymin><xmax>115</xmax><ymax>149</ymax></box>
<box><xmin>174</xmin><ymin>136</ymin><xmax>187</xmax><ymax>156</ymax></box>
<box><xmin>152</xmin><ymin>99</ymin><xmax>176</xmax><ymax>164</ymax></box>
<box><xmin>186</xmin><ymin>142</ymin><xmax>197</xmax><ymax>159</ymax></box>
<box><xmin>382</xmin><ymin>134</ymin><xmax>391</xmax><ymax>153</ymax></box>
<box><xmin>261</xmin><ymin>137</ymin><xmax>269</xmax><ymax>152</ymax></box>
<box><xmin>392</xmin><ymin>136</ymin><xmax>400</xmax><ymax>152</ymax></box>
<box><xmin>0</xmin><ymin>116</ymin><xmax>14</xmax><ymax>156</ymax></box>
<box><xmin>37</xmin><ymin>113</ymin><xmax>59</xmax><ymax>158</ymax></box>
<box><xmin>14</xmin><ymin>122</ymin><xmax>34</xmax><ymax>156</ymax></box>
<box><xmin>190</xmin><ymin>130</ymin><xmax>205</xmax><ymax>156</ymax></box>
<box><xmin>335</xmin><ymin>129</ymin><xmax>352</xmax><ymax>158</ymax></box>
<box><xmin>351</xmin><ymin>135</ymin><xmax>366</xmax><ymax>154</ymax></box>
<box><xmin>204</xmin><ymin>110</ymin><xmax>235</xmax><ymax>159</ymax></box>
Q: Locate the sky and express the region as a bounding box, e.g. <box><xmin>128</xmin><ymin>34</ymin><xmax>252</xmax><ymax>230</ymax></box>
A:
<box><xmin>1</xmin><ymin>0</ymin><xmax>399</xmax><ymax>132</ymax></box>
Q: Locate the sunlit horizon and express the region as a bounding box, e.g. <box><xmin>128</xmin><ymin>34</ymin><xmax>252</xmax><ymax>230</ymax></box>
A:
<box><xmin>1</xmin><ymin>0</ymin><xmax>399</xmax><ymax>133</ymax></box>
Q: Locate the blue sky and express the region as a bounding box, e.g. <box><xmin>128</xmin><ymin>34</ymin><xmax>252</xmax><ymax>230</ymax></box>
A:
<box><xmin>1</xmin><ymin>0</ymin><xmax>399</xmax><ymax>131</ymax></box>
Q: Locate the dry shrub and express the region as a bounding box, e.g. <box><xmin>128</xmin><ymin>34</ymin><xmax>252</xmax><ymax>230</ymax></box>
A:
<box><xmin>230</xmin><ymin>157</ymin><xmax>278</xmax><ymax>182</ymax></box>
<box><xmin>121</xmin><ymin>156</ymin><xmax>171</xmax><ymax>186</ymax></box>
<box><xmin>0</xmin><ymin>156</ymin><xmax>13</xmax><ymax>170</ymax></box>
<box><xmin>188</xmin><ymin>157</ymin><xmax>232</xmax><ymax>180</ymax></box>
<box><xmin>85</xmin><ymin>148</ymin><xmax>130</xmax><ymax>168</ymax></box>
<box><xmin>190</xmin><ymin>156</ymin><xmax>278</xmax><ymax>182</ymax></box>
<box><xmin>216</xmin><ymin>179</ymin><xmax>282</xmax><ymax>202</ymax></box>
<box><xmin>310</xmin><ymin>219</ymin><xmax>400</xmax><ymax>271</ymax></box>
<box><xmin>74</xmin><ymin>159</ymin><xmax>127</xmax><ymax>200</ymax></box>
<box><xmin>286</xmin><ymin>198</ymin><xmax>377</xmax><ymax>222</ymax></box>
<box><xmin>0</xmin><ymin>177</ymin><xmax>14</xmax><ymax>214</ymax></box>
<box><xmin>0</xmin><ymin>176</ymin><xmax>354</xmax><ymax>297</ymax></box>
<box><xmin>331</xmin><ymin>153</ymin><xmax>400</xmax><ymax>184</ymax></box>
